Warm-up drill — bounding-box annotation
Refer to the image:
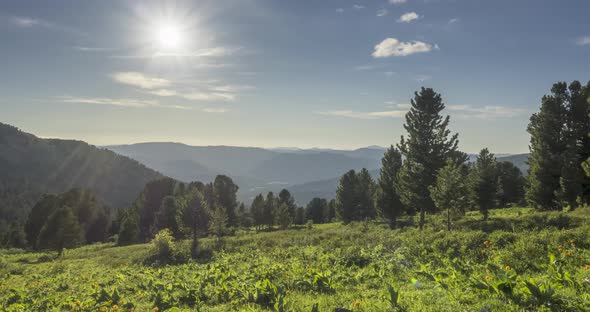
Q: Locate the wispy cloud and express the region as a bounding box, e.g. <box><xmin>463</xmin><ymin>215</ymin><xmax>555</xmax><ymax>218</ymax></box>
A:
<box><xmin>448</xmin><ymin>18</ymin><xmax>460</xmax><ymax>24</ymax></box>
<box><xmin>316</xmin><ymin>109</ymin><xmax>407</xmax><ymax>119</ymax></box>
<box><xmin>202</xmin><ymin>107</ymin><xmax>230</xmax><ymax>113</ymax></box>
<box><xmin>377</xmin><ymin>9</ymin><xmax>388</xmax><ymax>17</ymax></box>
<box><xmin>336</xmin><ymin>8</ymin><xmax>345</xmax><ymax>13</ymax></box>
<box><xmin>73</xmin><ymin>46</ymin><xmax>115</xmax><ymax>52</ymax></box>
<box><xmin>353</xmin><ymin>4</ymin><xmax>365</xmax><ymax>9</ymax></box>
<box><xmin>9</xmin><ymin>16</ymin><xmax>85</xmax><ymax>36</ymax></box>
<box><xmin>372</xmin><ymin>37</ymin><xmax>434</xmax><ymax>58</ymax></box>
<box><xmin>111</xmin><ymin>72</ymin><xmax>172</xmax><ymax>89</ymax></box>
<box><xmin>576</xmin><ymin>36</ymin><xmax>590</xmax><ymax>46</ymax></box>
<box><xmin>56</xmin><ymin>96</ymin><xmax>190</xmax><ymax>110</ymax></box>
<box><xmin>109</xmin><ymin>71</ymin><xmax>244</xmax><ymax>102</ymax></box>
<box><xmin>447</xmin><ymin>105</ymin><xmax>525</xmax><ymax>119</ymax></box>
<box><xmin>398</xmin><ymin>12</ymin><xmax>420</xmax><ymax>23</ymax></box>
<box><xmin>389</xmin><ymin>0</ymin><xmax>407</xmax><ymax>4</ymax></box>
<box><xmin>111</xmin><ymin>47</ymin><xmax>240</xmax><ymax>59</ymax></box>
<box><xmin>385</xmin><ymin>102</ymin><xmax>411</xmax><ymax>109</ymax></box>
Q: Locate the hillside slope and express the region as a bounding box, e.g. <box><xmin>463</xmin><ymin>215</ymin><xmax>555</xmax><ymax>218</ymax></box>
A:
<box><xmin>0</xmin><ymin>123</ymin><xmax>164</xmax><ymax>222</ymax></box>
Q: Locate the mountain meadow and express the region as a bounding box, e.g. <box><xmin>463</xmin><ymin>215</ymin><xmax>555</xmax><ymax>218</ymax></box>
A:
<box><xmin>1</xmin><ymin>82</ymin><xmax>590</xmax><ymax>311</ymax></box>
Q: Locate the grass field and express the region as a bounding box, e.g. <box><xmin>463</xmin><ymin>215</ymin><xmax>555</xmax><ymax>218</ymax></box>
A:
<box><xmin>1</xmin><ymin>207</ymin><xmax>590</xmax><ymax>311</ymax></box>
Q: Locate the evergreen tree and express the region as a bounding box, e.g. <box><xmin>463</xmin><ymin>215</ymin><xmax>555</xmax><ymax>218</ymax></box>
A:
<box><xmin>324</xmin><ymin>199</ymin><xmax>336</xmax><ymax>223</ymax></box>
<box><xmin>306</xmin><ymin>198</ymin><xmax>328</xmax><ymax>224</ymax></box>
<box><xmin>156</xmin><ymin>196</ymin><xmax>183</xmax><ymax>238</ymax></box>
<box><xmin>263</xmin><ymin>192</ymin><xmax>276</xmax><ymax>230</ymax></box>
<box><xmin>469</xmin><ymin>148</ymin><xmax>498</xmax><ymax>220</ymax></box>
<box><xmin>213</xmin><ymin>175</ymin><xmax>239</xmax><ymax>227</ymax></box>
<box><xmin>496</xmin><ymin>161</ymin><xmax>525</xmax><ymax>207</ymax></box>
<box><xmin>250</xmin><ymin>194</ymin><xmax>266</xmax><ymax>231</ymax></box>
<box><xmin>294</xmin><ymin>207</ymin><xmax>305</xmax><ymax>225</ymax></box>
<box><xmin>182</xmin><ymin>189</ymin><xmax>209</xmax><ymax>254</ymax></box>
<box><xmin>376</xmin><ymin>146</ymin><xmax>405</xmax><ymax>228</ymax></box>
<box><xmin>209</xmin><ymin>206</ymin><xmax>227</xmax><ymax>246</ymax></box>
<box><xmin>275</xmin><ymin>203</ymin><xmax>291</xmax><ymax>230</ymax></box>
<box><xmin>429</xmin><ymin>160</ymin><xmax>470</xmax><ymax>231</ymax></box>
<box><xmin>356</xmin><ymin>168</ymin><xmax>376</xmax><ymax>219</ymax></box>
<box><xmin>336</xmin><ymin>170</ymin><xmax>359</xmax><ymax>224</ymax></box>
<box><xmin>526</xmin><ymin>83</ymin><xmax>569</xmax><ymax>210</ymax></box>
<box><xmin>37</xmin><ymin>206</ymin><xmax>84</xmax><ymax>256</ymax></box>
<box><xmin>25</xmin><ymin>194</ymin><xmax>58</xmax><ymax>248</ymax></box>
<box><xmin>397</xmin><ymin>87</ymin><xmax>463</xmax><ymax>230</ymax></box>
<box><xmin>278</xmin><ymin>189</ymin><xmax>297</xmax><ymax>221</ymax></box>
<box><xmin>135</xmin><ymin>178</ymin><xmax>177</xmax><ymax>240</ymax></box>
<box><xmin>117</xmin><ymin>211</ymin><xmax>140</xmax><ymax>246</ymax></box>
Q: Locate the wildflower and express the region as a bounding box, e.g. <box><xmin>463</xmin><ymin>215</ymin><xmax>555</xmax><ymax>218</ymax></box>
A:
<box><xmin>75</xmin><ymin>300</ymin><xmax>80</xmax><ymax>305</ymax></box>
<box><xmin>584</xmin><ymin>264</ymin><xmax>590</xmax><ymax>270</ymax></box>
<box><xmin>505</xmin><ymin>265</ymin><xmax>511</xmax><ymax>271</ymax></box>
<box><xmin>485</xmin><ymin>275</ymin><xmax>492</xmax><ymax>281</ymax></box>
<box><xmin>101</xmin><ymin>307</ymin><xmax>107</xmax><ymax>312</ymax></box>
<box><xmin>566</xmin><ymin>250</ymin><xmax>572</xmax><ymax>256</ymax></box>
<box><xmin>152</xmin><ymin>307</ymin><xmax>159</xmax><ymax>312</ymax></box>
<box><xmin>353</xmin><ymin>299</ymin><xmax>361</xmax><ymax>309</ymax></box>
<box><xmin>485</xmin><ymin>268</ymin><xmax>490</xmax><ymax>274</ymax></box>
<box><xmin>111</xmin><ymin>305</ymin><xmax>119</xmax><ymax>311</ymax></box>
<box><xmin>558</xmin><ymin>244</ymin><xmax>563</xmax><ymax>252</ymax></box>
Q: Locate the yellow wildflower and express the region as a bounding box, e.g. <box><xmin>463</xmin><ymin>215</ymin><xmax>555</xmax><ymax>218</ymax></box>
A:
<box><xmin>584</xmin><ymin>264</ymin><xmax>590</xmax><ymax>270</ymax></box>
<box><xmin>566</xmin><ymin>250</ymin><xmax>572</xmax><ymax>256</ymax></box>
<box><xmin>353</xmin><ymin>299</ymin><xmax>361</xmax><ymax>309</ymax></box>
<box><xmin>505</xmin><ymin>265</ymin><xmax>511</xmax><ymax>271</ymax></box>
<box><xmin>485</xmin><ymin>275</ymin><xmax>492</xmax><ymax>281</ymax></box>
<box><xmin>152</xmin><ymin>307</ymin><xmax>159</xmax><ymax>312</ymax></box>
<box><xmin>100</xmin><ymin>307</ymin><xmax>107</xmax><ymax>312</ymax></box>
<box><xmin>111</xmin><ymin>305</ymin><xmax>119</xmax><ymax>311</ymax></box>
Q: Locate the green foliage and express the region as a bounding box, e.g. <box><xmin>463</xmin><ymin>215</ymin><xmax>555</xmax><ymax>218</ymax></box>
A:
<box><xmin>496</xmin><ymin>161</ymin><xmax>525</xmax><ymax>207</ymax></box>
<box><xmin>306</xmin><ymin>198</ymin><xmax>327</xmax><ymax>224</ymax></box>
<box><xmin>336</xmin><ymin>168</ymin><xmax>376</xmax><ymax>223</ymax></box>
<box><xmin>1</xmin><ymin>208</ymin><xmax>590</xmax><ymax>311</ymax></box>
<box><xmin>376</xmin><ymin>146</ymin><xmax>405</xmax><ymax>228</ymax></box>
<box><xmin>527</xmin><ymin>81</ymin><xmax>590</xmax><ymax>210</ymax></box>
<box><xmin>469</xmin><ymin>148</ymin><xmax>498</xmax><ymax>220</ymax></box>
<box><xmin>212</xmin><ymin>175</ymin><xmax>239</xmax><ymax>227</ymax></box>
<box><xmin>275</xmin><ymin>203</ymin><xmax>292</xmax><ymax>230</ymax></box>
<box><xmin>37</xmin><ymin>206</ymin><xmax>84</xmax><ymax>256</ymax></box>
<box><xmin>397</xmin><ymin>88</ymin><xmax>465</xmax><ymax>229</ymax></box>
<box><xmin>429</xmin><ymin>160</ymin><xmax>470</xmax><ymax>231</ymax></box>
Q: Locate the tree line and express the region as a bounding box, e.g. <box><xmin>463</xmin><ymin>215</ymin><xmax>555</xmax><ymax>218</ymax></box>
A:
<box><xmin>2</xmin><ymin>80</ymin><xmax>588</xmax><ymax>251</ymax></box>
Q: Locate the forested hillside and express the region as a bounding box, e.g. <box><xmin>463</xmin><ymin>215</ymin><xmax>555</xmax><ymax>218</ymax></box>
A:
<box><xmin>0</xmin><ymin>123</ymin><xmax>163</xmax><ymax>223</ymax></box>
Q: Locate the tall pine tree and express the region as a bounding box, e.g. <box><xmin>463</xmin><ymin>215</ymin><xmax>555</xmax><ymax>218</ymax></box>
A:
<box><xmin>397</xmin><ymin>88</ymin><xmax>463</xmax><ymax>229</ymax></box>
<box><xmin>469</xmin><ymin>148</ymin><xmax>498</xmax><ymax>220</ymax></box>
<box><xmin>376</xmin><ymin>146</ymin><xmax>405</xmax><ymax>228</ymax></box>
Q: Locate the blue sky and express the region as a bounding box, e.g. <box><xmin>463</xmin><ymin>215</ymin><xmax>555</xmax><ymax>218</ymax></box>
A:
<box><xmin>0</xmin><ymin>0</ymin><xmax>589</xmax><ymax>153</ymax></box>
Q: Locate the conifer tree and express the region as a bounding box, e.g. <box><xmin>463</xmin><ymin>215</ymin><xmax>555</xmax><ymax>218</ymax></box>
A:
<box><xmin>278</xmin><ymin>189</ymin><xmax>297</xmax><ymax>222</ymax></box>
<box><xmin>336</xmin><ymin>170</ymin><xmax>359</xmax><ymax>224</ymax></box>
<box><xmin>37</xmin><ymin>206</ymin><xmax>83</xmax><ymax>256</ymax></box>
<box><xmin>429</xmin><ymin>160</ymin><xmax>469</xmax><ymax>231</ymax></box>
<box><xmin>376</xmin><ymin>146</ymin><xmax>405</xmax><ymax>228</ymax></box>
<box><xmin>397</xmin><ymin>88</ymin><xmax>463</xmax><ymax>229</ymax></box>
<box><xmin>263</xmin><ymin>192</ymin><xmax>276</xmax><ymax>230</ymax></box>
<box><xmin>213</xmin><ymin>175</ymin><xmax>239</xmax><ymax>227</ymax></box>
<box><xmin>275</xmin><ymin>203</ymin><xmax>291</xmax><ymax>230</ymax></box>
<box><xmin>356</xmin><ymin>168</ymin><xmax>376</xmax><ymax>219</ymax></box>
<box><xmin>250</xmin><ymin>194</ymin><xmax>266</xmax><ymax>231</ymax></box>
<box><xmin>469</xmin><ymin>148</ymin><xmax>498</xmax><ymax>220</ymax></box>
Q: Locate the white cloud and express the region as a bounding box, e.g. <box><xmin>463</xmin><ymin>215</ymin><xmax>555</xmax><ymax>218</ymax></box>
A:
<box><xmin>202</xmin><ymin>107</ymin><xmax>229</xmax><ymax>113</ymax></box>
<box><xmin>111</xmin><ymin>47</ymin><xmax>240</xmax><ymax>59</ymax></box>
<box><xmin>111</xmin><ymin>72</ymin><xmax>172</xmax><ymax>89</ymax></box>
<box><xmin>576</xmin><ymin>36</ymin><xmax>590</xmax><ymax>46</ymax></box>
<box><xmin>414</xmin><ymin>74</ymin><xmax>432</xmax><ymax>82</ymax></box>
<box><xmin>11</xmin><ymin>17</ymin><xmax>45</xmax><ymax>27</ymax></box>
<box><xmin>447</xmin><ymin>105</ymin><xmax>525</xmax><ymax>119</ymax></box>
<box><xmin>336</xmin><ymin>8</ymin><xmax>345</xmax><ymax>13</ymax></box>
<box><xmin>57</xmin><ymin>96</ymin><xmax>190</xmax><ymax>110</ymax></box>
<box><xmin>398</xmin><ymin>12</ymin><xmax>420</xmax><ymax>23</ymax></box>
<box><xmin>148</xmin><ymin>89</ymin><xmax>178</xmax><ymax>97</ymax></box>
<box><xmin>385</xmin><ymin>102</ymin><xmax>411</xmax><ymax>109</ymax></box>
<box><xmin>181</xmin><ymin>92</ymin><xmax>236</xmax><ymax>102</ymax></box>
<box><xmin>389</xmin><ymin>0</ymin><xmax>407</xmax><ymax>4</ymax></box>
<box><xmin>372</xmin><ymin>37</ymin><xmax>434</xmax><ymax>57</ymax></box>
<box><xmin>377</xmin><ymin>9</ymin><xmax>388</xmax><ymax>17</ymax></box>
<box><xmin>73</xmin><ymin>46</ymin><xmax>115</xmax><ymax>52</ymax></box>
<box><xmin>316</xmin><ymin>109</ymin><xmax>407</xmax><ymax>119</ymax></box>
<box><xmin>353</xmin><ymin>4</ymin><xmax>365</xmax><ymax>9</ymax></box>
<box><xmin>448</xmin><ymin>18</ymin><xmax>460</xmax><ymax>24</ymax></box>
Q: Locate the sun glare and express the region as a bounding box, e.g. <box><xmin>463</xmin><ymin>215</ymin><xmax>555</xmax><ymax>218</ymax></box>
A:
<box><xmin>155</xmin><ymin>22</ymin><xmax>184</xmax><ymax>50</ymax></box>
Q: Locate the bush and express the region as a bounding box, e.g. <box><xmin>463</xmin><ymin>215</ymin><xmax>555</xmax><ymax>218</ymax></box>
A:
<box><xmin>144</xmin><ymin>229</ymin><xmax>188</xmax><ymax>266</ymax></box>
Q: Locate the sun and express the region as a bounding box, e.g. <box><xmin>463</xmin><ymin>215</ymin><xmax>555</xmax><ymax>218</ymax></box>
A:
<box><xmin>155</xmin><ymin>22</ymin><xmax>184</xmax><ymax>50</ymax></box>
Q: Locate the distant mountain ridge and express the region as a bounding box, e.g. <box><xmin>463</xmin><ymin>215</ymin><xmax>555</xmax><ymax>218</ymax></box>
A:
<box><xmin>0</xmin><ymin>123</ymin><xmax>164</xmax><ymax>223</ymax></box>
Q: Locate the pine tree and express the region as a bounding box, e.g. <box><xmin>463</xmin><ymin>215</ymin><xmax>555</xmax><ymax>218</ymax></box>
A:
<box><xmin>429</xmin><ymin>160</ymin><xmax>470</xmax><ymax>231</ymax></box>
<box><xmin>397</xmin><ymin>88</ymin><xmax>463</xmax><ymax>230</ymax></box>
<box><xmin>156</xmin><ymin>196</ymin><xmax>183</xmax><ymax>238</ymax></box>
<box><xmin>306</xmin><ymin>198</ymin><xmax>328</xmax><ymax>224</ymax></box>
<box><xmin>496</xmin><ymin>161</ymin><xmax>525</xmax><ymax>207</ymax></box>
<box><xmin>263</xmin><ymin>192</ymin><xmax>276</xmax><ymax>230</ymax></box>
<box><xmin>278</xmin><ymin>189</ymin><xmax>297</xmax><ymax>222</ymax></box>
<box><xmin>275</xmin><ymin>203</ymin><xmax>291</xmax><ymax>230</ymax></box>
<box><xmin>376</xmin><ymin>146</ymin><xmax>405</xmax><ymax>228</ymax></box>
<box><xmin>324</xmin><ymin>199</ymin><xmax>336</xmax><ymax>223</ymax></box>
<box><xmin>294</xmin><ymin>207</ymin><xmax>305</xmax><ymax>225</ymax></box>
<box><xmin>209</xmin><ymin>206</ymin><xmax>228</xmax><ymax>248</ymax></box>
<box><xmin>336</xmin><ymin>170</ymin><xmax>358</xmax><ymax>224</ymax></box>
<box><xmin>356</xmin><ymin>168</ymin><xmax>376</xmax><ymax>219</ymax></box>
<box><xmin>213</xmin><ymin>175</ymin><xmax>239</xmax><ymax>227</ymax></box>
<box><xmin>250</xmin><ymin>194</ymin><xmax>266</xmax><ymax>231</ymax></box>
<box><xmin>526</xmin><ymin>83</ymin><xmax>568</xmax><ymax>210</ymax></box>
<box><xmin>37</xmin><ymin>206</ymin><xmax>84</xmax><ymax>256</ymax></box>
<box><xmin>469</xmin><ymin>148</ymin><xmax>498</xmax><ymax>220</ymax></box>
<box><xmin>182</xmin><ymin>189</ymin><xmax>209</xmax><ymax>254</ymax></box>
